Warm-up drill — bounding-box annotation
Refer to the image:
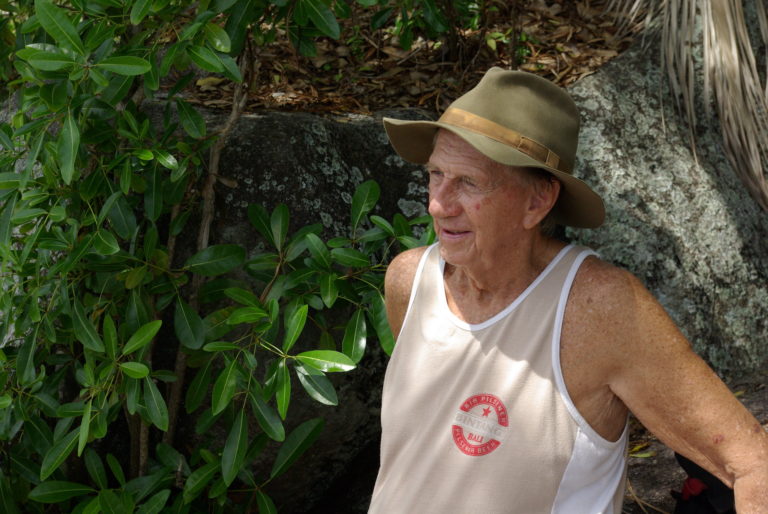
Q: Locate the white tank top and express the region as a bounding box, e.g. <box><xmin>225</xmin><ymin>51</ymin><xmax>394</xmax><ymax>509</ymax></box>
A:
<box><xmin>370</xmin><ymin>243</ymin><xmax>628</xmax><ymax>514</ymax></box>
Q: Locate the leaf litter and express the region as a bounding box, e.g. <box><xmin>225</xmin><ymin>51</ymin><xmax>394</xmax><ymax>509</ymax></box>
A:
<box><xmin>185</xmin><ymin>0</ymin><xmax>642</xmax><ymax>115</ymax></box>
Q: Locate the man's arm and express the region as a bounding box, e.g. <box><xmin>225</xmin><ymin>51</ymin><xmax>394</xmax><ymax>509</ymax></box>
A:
<box><xmin>566</xmin><ymin>259</ymin><xmax>768</xmax><ymax>512</ymax></box>
<box><xmin>384</xmin><ymin>246</ymin><xmax>427</xmax><ymax>339</ymax></box>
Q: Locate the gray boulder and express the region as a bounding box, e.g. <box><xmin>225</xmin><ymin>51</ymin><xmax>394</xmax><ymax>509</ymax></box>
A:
<box><xmin>567</xmin><ymin>43</ymin><xmax>768</xmax><ymax>375</ymax></box>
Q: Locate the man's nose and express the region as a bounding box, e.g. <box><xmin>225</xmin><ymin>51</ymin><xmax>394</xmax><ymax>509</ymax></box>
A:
<box><xmin>428</xmin><ymin>181</ymin><xmax>461</xmax><ymax>218</ymax></box>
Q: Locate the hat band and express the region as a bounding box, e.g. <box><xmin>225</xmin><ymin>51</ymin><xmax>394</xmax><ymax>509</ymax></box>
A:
<box><xmin>438</xmin><ymin>108</ymin><xmax>571</xmax><ymax>174</ymax></box>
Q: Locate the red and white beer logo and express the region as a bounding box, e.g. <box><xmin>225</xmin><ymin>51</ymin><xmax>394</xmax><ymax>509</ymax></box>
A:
<box><xmin>452</xmin><ymin>393</ymin><xmax>509</xmax><ymax>456</ymax></box>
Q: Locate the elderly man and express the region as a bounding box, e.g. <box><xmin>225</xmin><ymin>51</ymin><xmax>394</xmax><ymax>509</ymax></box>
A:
<box><xmin>368</xmin><ymin>68</ymin><xmax>768</xmax><ymax>513</ymax></box>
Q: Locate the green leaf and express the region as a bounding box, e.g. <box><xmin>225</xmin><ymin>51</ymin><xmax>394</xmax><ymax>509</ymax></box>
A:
<box><xmin>302</xmin><ymin>0</ymin><xmax>340</xmax><ymax>39</ymax></box>
<box><xmin>27</xmin><ymin>51</ymin><xmax>76</xmax><ymax>71</ymax></box>
<box><xmin>296</xmin><ymin>350</ymin><xmax>356</xmax><ymax>373</ymax></box>
<box><xmin>108</xmin><ymin>194</ymin><xmax>137</xmax><ymax>240</ymax></box>
<box><xmin>124</xmin><ymin>468</ymin><xmax>168</xmax><ymax>503</ymax></box>
<box><xmin>143</xmin><ymin>378</ymin><xmax>169</xmax><ymax>431</ymax></box>
<box><xmin>93</xmin><ymin>229</ymin><xmax>120</xmax><ymax>255</ymax></box>
<box><xmin>270</xmin><ymin>418</ymin><xmax>324</xmax><ymax>479</ymax></box>
<box><xmin>317</xmin><ymin>272</ymin><xmax>339</xmax><ymax>308</ymax></box>
<box><xmin>35</xmin><ymin>0</ymin><xmax>86</xmax><ymax>55</ymax></box>
<box><xmin>96</xmin><ymin>56</ymin><xmax>151</xmax><ymax>76</ymax></box>
<box><xmin>175</xmin><ymin>99</ymin><xmax>206</xmax><ymax>139</ymax></box>
<box><xmin>125</xmin><ymin>377</ymin><xmax>140</xmax><ymax>415</ymax></box>
<box><xmin>185</xmin><ymin>244</ymin><xmax>245</xmax><ymax>276</ymax></box>
<box><xmin>226</xmin><ymin>306</ymin><xmax>268</xmax><ymax>325</ymax></box>
<box><xmin>0</xmin><ymin>193</ymin><xmax>17</xmax><ymax>252</ymax></box>
<box><xmin>211</xmin><ymin>360</ymin><xmax>238</xmax><ymax>415</ymax></box>
<box><xmin>248</xmin><ymin>387</ymin><xmax>284</xmax><ymax>442</ymax></box>
<box><xmin>16</xmin><ymin>334</ymin><xmax>37</xmax><ymax>385</ymax></box>
<box><xmin>99</xmin><ymin>489</ymin><xmax>132</xmax><ymax>514</ymax></box>
<box><xmin>120</xmin><ymin>362</ymin><xmax>150</xmax><ymax>379</ymax></box>
<box><xmin>282</xmin><ymin>304</ymin><xmax>308</xmax><ymax>352</ymax></box>
<box><xmin>58</xmin><ymin>111</ymin><xmax>79</xmax><ymax>185</ymax></box>
<box><xmin>122</xmin><ymin>320</ymin><xmax>162</xmax><ymax>355</ymax></box>
<box><xmin>295</xmin><ymin>363</ymin><xmax>337</xmax><ymax>405</ymax></box>
<box><xmin>221</xmin><ymin>409</ymin><xmax>248</xmax><ymax>486</ymax></box>
<box><xmin>144</xmin><ymin>166</ymin><xmax>163</xmax><ymax>222</ymax></box>
<box><xmin>28</xmin><ymin>481</ymin><xmax>95</xmax><ymax>503</ymax></box>
<box><xmin>218</xmin><ymin>53</ymin><xmax>242</xmax><ymax>82</ymax></box>
<box><xmin>270</xmin><ymin>204</ymin><xmax>289</xmax><ymax>251</ymax></box>
<box><xmin>256</xmin><ymin>490</ymin><xmax>277</xmax><ymax>514</ymax></box>
<box><xmin>185</xmin><ymin>359</ymin><xmax>212</xmax><ymax>413</ymax></box>
<box><xmin>130</xmin><ymin>0</ymin><xmax>152</xmax><ymax>24</ymax></box>
<box><xmin>304</xmin><ymin>233</ymin><xmax>331</xmax><ymax>269</ymax></box>
<box><xmin>187</xmin><ymin>45</ymin><xmax>224</xmax><ymax>72</ymax></box>
<box><xmin>247</xmin><ymin>204</ymin><xmax>274</xmax><ymax>246</ymax></box>
<box><xmin>136</xmin><ymin>489</ymin><xmax>170</xmax><ymax>514</ymax></box>
<box><xmin>103</xmin><ymin>314</ymin><xmax>117</xmax><ymax>360</ymax></box>
<box><xmin>330</xmin><ymin>248</ymin><xmax>370</xmax><ymax>267</ymax></box>
<box><xmin>72</xmin><ymin>300</ymin><xmax>105</xmax><ymax>353</ymax></box>
<box><xmin>203</xmin><ymin>341</ymin><xmax>239</xmax><ymax>352</ymax></box>
<box><xmin>275</xmin><ymin>359</ymin><xmax>290</xmax><ymax>420</ymax></box>
<box><xmin>0</xmin><ymin>395</ymin><xmax>10</xmax><ymax>409</ymax></box>
<box><xmin>40</xmin><ymin>429</ymin><xmax>79</xmax><ymax>480</ymax></box>
<box><xmin>84</xmin><ymin>449</ymin><xmax>108</xmax><ymax>489</ymax></box>
<box><xmin>106</xmin><ymin>454</ymin><xmax>126</xmax><ymax>485</ymax></box>
<box><xmin>154</xmin><ymin>150</ymin><xmax>178</xmax><ymax>170</ymax></box>
<box><xmin>223</xmin><ymin>287</ymin><xmax>260</xmax><ymax>307</ymax></box>
<box><xmin>157</xmin><ymin>443</ymin><xmax>190</xmax><ymax>474</ymax></box>
<box><xmin>204</xmin><ymin>23</ymin><xmax>232</xmax><ymax>53</ymax></box>
<box><xmin>98</xmin><ymin>191</ymin><xmax>123</xmax><ymax>225</ymax></box>
<box><xmin>368</xmin><ymin>292</ymin><xmax>395</xmax><ymax>355</ymax></box>
<box><xmin>0</xmin><ymin>475</ymin><xmax>19</xmax><ymax>514</ymax></box>
<box><xmin>342</xmin><ymin>309</ymin><xmax>366</xmax><ymax>364</ymax></box>
<box><xmin>125</xmin><ymin>266</ymin><xmax>147</xmax><ymax>290</ymax></box>
<box><xmin>223</xmin><ymin>0</ymin><xmax>257</xmax><ymax>55</ymax></box>
<box><xmin>182</xmin><ymin>461</ymin><xmax>218</xmax><ymax>504</ymax></box>
<box><xmin>174</xmin><ymin>299</ymin><xmax>205</xmax><ymax>349</ymax></box>
<box><xmin>350</xmin><ymin>180</ymin><xmax>380</xmax><ymax>231</ymax></box>
<box><xmin>77</xmin><ymin>400</ymin><xmax>92</xmax><ymax>456</ymax></box>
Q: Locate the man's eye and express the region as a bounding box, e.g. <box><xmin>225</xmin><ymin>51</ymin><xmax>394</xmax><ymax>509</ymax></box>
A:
<box><xmin>461</xmin><ymin>177</ymin><xmax>478</xmax><ymax>188</ymax></box>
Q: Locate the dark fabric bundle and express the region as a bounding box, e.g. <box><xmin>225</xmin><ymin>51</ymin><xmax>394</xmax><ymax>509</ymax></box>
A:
<box><xmin>672</xmin><ymin>453</ymin><xmax>735</xmax><ymax>514</ymax></box>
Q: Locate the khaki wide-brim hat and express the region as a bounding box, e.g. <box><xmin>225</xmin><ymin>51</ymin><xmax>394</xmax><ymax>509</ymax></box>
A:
<box><xmin>383</xmin><ymin>67</ymin><xmax>605</xmax><ymax>228</ymax></box>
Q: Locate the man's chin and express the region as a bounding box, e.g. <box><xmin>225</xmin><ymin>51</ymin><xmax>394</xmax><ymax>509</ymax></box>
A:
<box><xmin>438</xmin><ymin>243</ymin><xmax>474</xmax><ymax>268</ymax></box>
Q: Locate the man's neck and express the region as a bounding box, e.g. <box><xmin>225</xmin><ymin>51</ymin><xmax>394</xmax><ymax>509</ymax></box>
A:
<box><xmin>443</xmin><ymin>234</ymin><xmax>565</xmax><ymax>323</ymax></box>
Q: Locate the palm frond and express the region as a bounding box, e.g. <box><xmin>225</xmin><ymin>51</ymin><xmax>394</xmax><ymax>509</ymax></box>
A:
<box><xmin>703</xmin><ymin>0</ymin><xmax>768</xmax><ymax>209</ymax></box>
<box><xmin>605</xmin><ymin>0</ymin><xmax>768</xmax><ymax>211</ymax></box>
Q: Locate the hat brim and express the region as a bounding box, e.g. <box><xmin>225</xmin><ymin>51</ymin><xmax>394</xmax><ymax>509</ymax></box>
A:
<box><xmin>383</xmin><ymin>117</ymin><xmax>605</xmax><ymax>229</ymax></box>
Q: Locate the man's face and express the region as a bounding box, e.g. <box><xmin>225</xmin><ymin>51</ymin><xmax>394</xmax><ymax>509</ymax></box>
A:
<box><xmin>427</xmin><ymin>130</ymin><xmax>534</xmax><ymax>269</ymax></box>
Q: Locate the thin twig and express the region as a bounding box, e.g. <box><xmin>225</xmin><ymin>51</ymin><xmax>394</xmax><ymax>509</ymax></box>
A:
<box><xmin>163</xmin><ymin>49</ymin><xmax>252</xmax><ymax>446</ymax></box>
<box><xmin>625</xmin><ymin>479</ymin><xmax>670</xmax><ymax>514</ymax></box>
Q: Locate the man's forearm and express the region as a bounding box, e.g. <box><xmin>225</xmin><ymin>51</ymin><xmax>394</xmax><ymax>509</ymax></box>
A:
<box><xmin>733</xmin><ymin>469</ymin><xmax>768</xmax><ymax>513</ymax></box>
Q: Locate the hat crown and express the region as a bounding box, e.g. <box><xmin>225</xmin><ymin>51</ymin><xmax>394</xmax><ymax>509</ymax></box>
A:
<box><xmin>451</xmin><ymin>68</ymin><xmax>580</xmax><ymax>171</ymax></box>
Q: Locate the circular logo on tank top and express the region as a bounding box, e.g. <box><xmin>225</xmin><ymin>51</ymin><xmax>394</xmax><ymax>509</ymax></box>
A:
<box><xmin>452</xmin><ymin>394</ymin><xmax>509</xmax><ymax>456</ymax></box>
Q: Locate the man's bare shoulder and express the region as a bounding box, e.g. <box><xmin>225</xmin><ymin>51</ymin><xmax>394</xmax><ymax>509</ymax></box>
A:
<box><xmin>569</xmin><ymin>255</ymin><xmax>653</xmax><ymax>321</ymax></box>
<box><xmin>385</xmin><ymin>246</ymin><xmax>429</xmax><ymax>300</ymax></box>
<box><xmin>564</xmin><ymin>254</ymin><xmax>676</xmax><ymax>359</ymax></box>
<box><xmin>384</xmin><ymin>246</ymin><xmax>429</xmax><ymax>338</ymax></box>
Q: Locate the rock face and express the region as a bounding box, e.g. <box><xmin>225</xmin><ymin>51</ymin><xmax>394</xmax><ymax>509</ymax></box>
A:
<box><xmin>203</xmin><ymin>38</ymin><xmax>767</xmax><ymax>513</ymax></box>
<box><xmin>566</xmin><ymin>43</ymin><xmax>768</xmax><ymax>375</ymax></box>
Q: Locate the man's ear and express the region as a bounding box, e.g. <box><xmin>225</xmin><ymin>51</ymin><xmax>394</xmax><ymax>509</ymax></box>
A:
<box><xmin>522</xmin><ymin>177</ymin><xmax>560</xmax><ymax>230</ymax></box>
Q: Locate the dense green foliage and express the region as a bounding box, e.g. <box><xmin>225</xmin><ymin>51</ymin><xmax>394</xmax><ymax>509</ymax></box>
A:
<box><xmin>0</xmin><ymin>0</ymin><xmax>450</xmax><ymax>511</ymax></box>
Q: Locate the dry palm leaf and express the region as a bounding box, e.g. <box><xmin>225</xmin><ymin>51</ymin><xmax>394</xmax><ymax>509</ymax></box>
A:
<box><xmin>610</xmin><ymin>0</ymin><xmax>768</xmax><ymax>211</ymax></box>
